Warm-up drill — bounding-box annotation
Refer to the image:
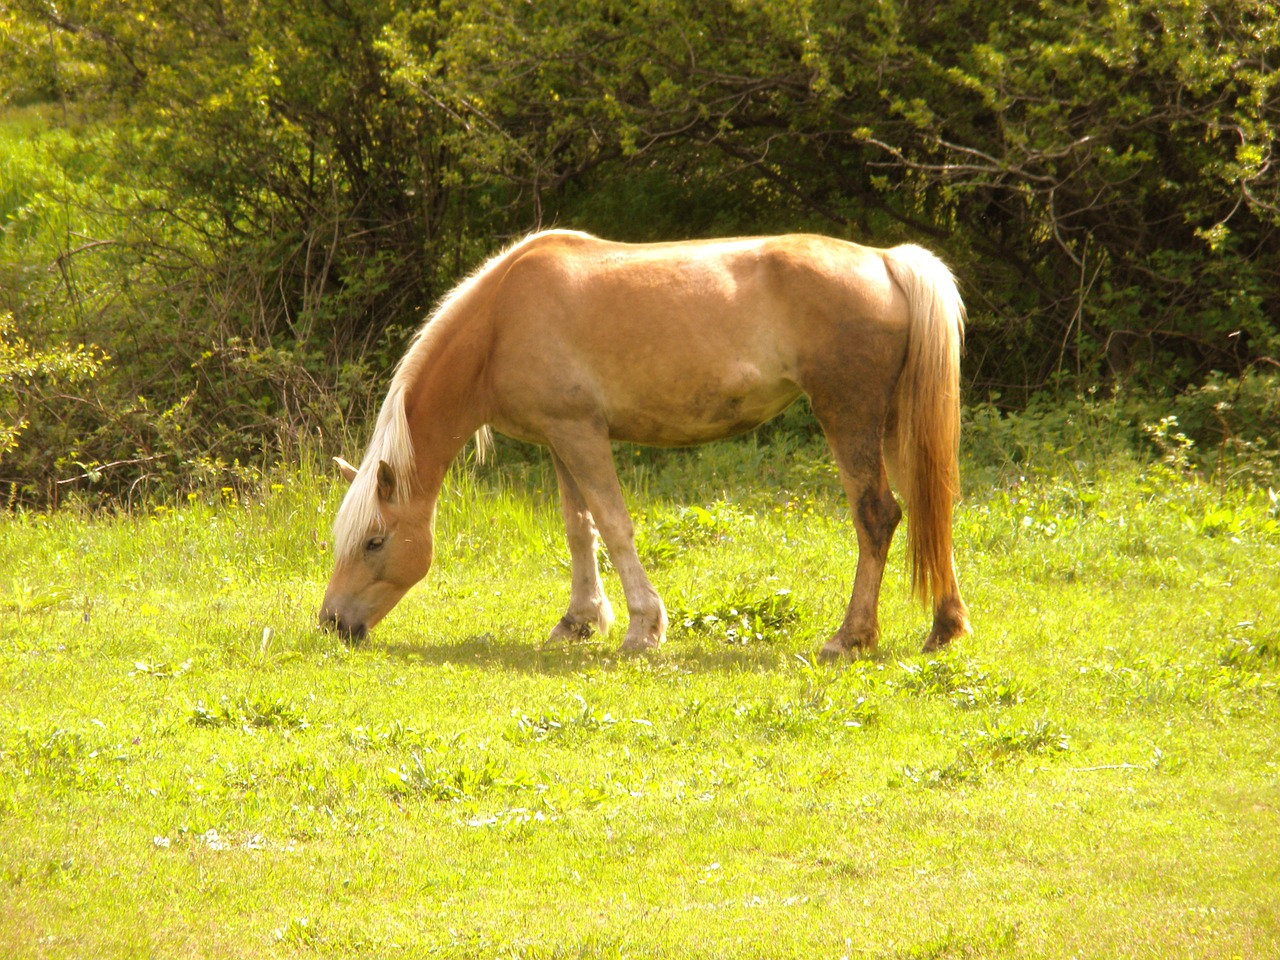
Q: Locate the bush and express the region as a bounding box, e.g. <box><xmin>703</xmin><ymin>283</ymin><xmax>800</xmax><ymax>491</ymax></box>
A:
<box><xmin>0</xmin><ymin>311</ymin><xmax>107</xmax><ymax>501</ymax></box>
<box><xmin>2</xmin><ymin>1</ymin><xmax>1276</xmax><ymax>506</ymax></box>
<box><xmin>1170</xmin><ymin>367</ymin><xmax>1280</xmax><ymax>487</ymax></box>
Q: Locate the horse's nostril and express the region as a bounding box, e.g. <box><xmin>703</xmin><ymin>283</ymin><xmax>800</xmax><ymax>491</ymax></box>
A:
<box><xmin>319</xmin><ymin>605</ymin><xmax>366</xmax><ymax>643</ymax></box>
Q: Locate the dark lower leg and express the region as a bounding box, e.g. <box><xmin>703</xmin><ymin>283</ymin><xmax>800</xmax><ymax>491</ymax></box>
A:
<box><xmin>821</xmin><ymin>471</ymin><xmax>901</xmax><ymax>660</ymax></box>
<box><xmin>923</xmin><ymin>580</ymin><xmax>970</xmax><ymax>652</ymax></box>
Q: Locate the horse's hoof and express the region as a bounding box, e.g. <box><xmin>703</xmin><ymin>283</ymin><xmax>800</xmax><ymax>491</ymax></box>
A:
<box><xmin>817</xmin><ymin>641</ymin><xmax>848</xmax><ymax>663</ymax></box>
<box><xmin>922</xmin><ymin>600</ymin><xmax>972</xmax><ymax>653</ymax></box>
<box><xmin>547</xmin><ymin>616</ymin><xmax>597</xmax><ymax>646</ymax></box>
<box><xmin>921</xmin><ymin>635</ymin><xmax>947</xmax><ymax>653</ymax></box>
<box><xmin>922</xmin><ymin>611</ymin><xmax>972</xmax><ymax>653</ymax></box>
<box><xmin>821</xmin><ymin>628</ymin><xmax>876</xmax><ymax>661</ymax></box>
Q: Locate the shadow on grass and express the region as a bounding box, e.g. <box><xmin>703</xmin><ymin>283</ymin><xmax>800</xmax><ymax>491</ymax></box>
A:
<box><xmin>372</xmin><ymin>629</ymin><xmax>899</xmax><ymax>675</ymax></box>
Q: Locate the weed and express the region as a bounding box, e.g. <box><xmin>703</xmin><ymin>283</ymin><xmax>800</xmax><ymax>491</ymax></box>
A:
<box><xmin>343</xmin><ymin>719</ymin><xmax>420</xmax><ymax>750</ymax></box>
<box><xmin>188</xmin><ymin>694</ymin><xmax>310</xmax><ymax>730</ymax></box>
<box><xmin>675</xmin><ymin>585</ymin><xmax>798</xmax><ymax>644</ymax></box>
<box><xmin>0</xmin><ymin>578</ymin><xmax>73</xmax><ymax>615</ymax></box>
<box><xmin>129</xmin><ymin>658</ymin><xmax>192</xmax><ymax>679</ymax></box>
<box><xmin>272</xmin><ymin>916</ymin><xmax>319</xmax><ymax>948</ymax></box>
<box><xmin>505</xmin><ymin>695</ymin><xmax>654</xmax><ymax>743</ymax></box>
<box><xmin>893</xmin><ymin>720</ymin><xmax>1069</xmax><ymax>789</ymax></box>
<box><xmin>1091</xmin><ymin>650</ymin><xmax>1277</xmax><ymax>713</ymax></box>
<box><xmin>966</xmin><ymin>718</ymin><xmax>1071</xmax><ymax>760</ymax></box>
<box><xmin>636</xmin><ymin>501</ymin><xmax>753</xmax><ymax>566</ymax></box>
<box><xmin>384</xmin><ymin>753</ymin><xmax>534</xmax><ymax>801</ymax></box>
<box><xmin>892</xmin><ymin>756</ymin><xmax>985</xmax><ymax>789</ymax></box>
<box><xmin>893</xmin><ymin>658</ymin><xmax>1028</xmax><ymax>709</ymax></box>
<box><xmin>2</xmin><ymin>727</ymin><xmax>128</xmax><ymax>793</ymax></box>
<box><xmin>1219</xmin><ymin>632</ymin><xmax>1280</xmax><ymax>670</ymax></box>
<box><xmin>732</xmin><ymin>693</ymin><xmax>878</xmax><ymax>735</ymax></box>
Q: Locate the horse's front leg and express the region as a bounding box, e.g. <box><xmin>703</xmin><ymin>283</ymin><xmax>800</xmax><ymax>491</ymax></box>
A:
<box><xmin>547</xmin><ymin>451</ymin><xmax>615</xmax><ymax>643</ymax></box>
<box><xmin>548</xmin><ymin>432</ymin><xmax>667</xmax><ymax>651</ymax></box>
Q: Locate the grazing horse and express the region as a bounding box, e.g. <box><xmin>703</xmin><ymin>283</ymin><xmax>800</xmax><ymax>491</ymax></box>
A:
<box><xmin>319</xmin><ymin>230</ymin><xmax>970</xmax><ymax>657</ymax></box>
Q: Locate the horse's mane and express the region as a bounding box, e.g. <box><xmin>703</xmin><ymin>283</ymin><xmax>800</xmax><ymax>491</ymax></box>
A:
<box><xmin>331</xmin><ymin>229</ymin><xmax>591</xmax><ymax>561</ymax></box>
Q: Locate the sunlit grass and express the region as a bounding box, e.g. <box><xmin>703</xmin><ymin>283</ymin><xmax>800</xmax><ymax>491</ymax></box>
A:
<box><xmin>2</xmin><ymin>436</ymin><xmax>1278</xmax><ymax>958</ymax></box>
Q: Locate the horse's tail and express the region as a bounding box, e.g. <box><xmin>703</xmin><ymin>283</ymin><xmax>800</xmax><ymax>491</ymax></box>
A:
<box><xmin>882</xmin><ymin>244</ymin><xmax>965</xmax><ymax>609</ymax></box>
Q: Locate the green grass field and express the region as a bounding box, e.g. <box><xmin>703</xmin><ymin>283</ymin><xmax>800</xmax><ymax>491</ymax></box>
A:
<box><xmin>2</xmin><ymin>432</ymin><xmax>1279</xmax><ymax>958</ymax></box>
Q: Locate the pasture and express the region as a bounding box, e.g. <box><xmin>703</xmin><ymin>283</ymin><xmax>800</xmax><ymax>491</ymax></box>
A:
<box><xmin>2</xmin><ymin>425</ymin><xmax>1279</xmax><ymax>958</ymax></box>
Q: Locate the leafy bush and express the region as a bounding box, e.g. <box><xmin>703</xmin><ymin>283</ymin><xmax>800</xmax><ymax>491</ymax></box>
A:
<box><xmin>2</xmin><ymin>0</ymin><xmax>1277</xmax><ymax>506</ymax></box>
<box><xmin>964</xmin><ymin>371</ymin><xmax>1280</xmax><ymax>488</ymax></box>
<box><xmin>378</xmin><ymin>0</ymin><xmax>1280</xmax><ymax>392</ymax></box>
<box><xmin>1</xmin><ymin>3</ymin><xmax>508</xmax><ymax>505</ymax></box>
<box><xmin>1170</xmin><ymin>368</ymin><xmax>1280</xmax><ymax>487</ymax></box>
<box><xmin>0</xmin><ymin>311</ymin><xmax>107</xmax><ymax>494</ymax></box>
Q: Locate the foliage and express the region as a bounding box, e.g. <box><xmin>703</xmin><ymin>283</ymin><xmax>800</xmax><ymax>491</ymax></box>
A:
<box><xmin>1</xmin><ymin>0</ymin><xmax>1278</xmax><ymax>506</ymax></box>
<box><xmin>379</xmin><ymin>0</ymin><xmax>1280</xmax><ymax>389</ymax></box>
<box><xmin>674</xmin><ymin>585</ymin><xmax>800</xmax><ymax>645</ymax></box>
<box><xmin>0</xmin><ymin>311</ymin><xmax>106</xmax><ymax>468</ymax></box>
<box><xmin>1168</xmin><ymin>366</ymin><xmax>1280</xmax><ymax>486</ymax></box>
<box><xmin>1</xmin><ymin>0</ymin><xmax>510</xmax><ymax>504</ymax></box>
<box><xmin>964</xmin><ymin>372</ymin><xmax>1280</xmax><ymax>490</ymax></box>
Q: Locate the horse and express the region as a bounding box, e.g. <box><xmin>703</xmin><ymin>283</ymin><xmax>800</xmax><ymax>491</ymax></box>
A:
<box><xmin>319</xmin><ymin>229</ymin><xmax>970</xmax><ymax>658</ymax></box>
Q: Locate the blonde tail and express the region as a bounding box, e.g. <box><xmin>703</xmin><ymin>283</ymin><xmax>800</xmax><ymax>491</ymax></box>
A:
<box><xmin>882</xmin><ymin>244</ymin><xmax>965</xmax><ymax>609</ymax></box>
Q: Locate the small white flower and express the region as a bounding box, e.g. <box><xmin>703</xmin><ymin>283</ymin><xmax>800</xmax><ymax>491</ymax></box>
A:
<box><xmin>203</xmin><ymin>829</ymin><xmax>228</xmax><ymax>851</ymax></box>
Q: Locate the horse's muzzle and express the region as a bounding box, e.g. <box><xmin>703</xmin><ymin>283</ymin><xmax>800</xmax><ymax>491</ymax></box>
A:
<box><xmin>320</xmin><ymin>610</ymin><xmax>367</xmax><ymax>644</ymax></box>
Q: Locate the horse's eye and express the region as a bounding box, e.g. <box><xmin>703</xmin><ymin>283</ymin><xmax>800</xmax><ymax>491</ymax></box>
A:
<box><xmin>365</xmin><ymin>535</ymin><xmax>386</xmax><ymax>553</ymax></box>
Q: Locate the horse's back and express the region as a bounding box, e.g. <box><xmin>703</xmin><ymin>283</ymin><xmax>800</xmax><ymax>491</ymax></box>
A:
<box><xmin>483</xmin><ymin>231</ymin><xmax>911</xmax><ymax>445</ymax></box>
<box><xmin>493</xmin><ymin>231</ymin><xmax>905</xmax><ymax>339</ymax></box>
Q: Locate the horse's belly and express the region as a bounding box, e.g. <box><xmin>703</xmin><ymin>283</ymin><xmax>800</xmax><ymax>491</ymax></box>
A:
<box><xmin>604</xmin><ymin>373</ymin><xmax>802</xmax><ymax>446</ymax></box>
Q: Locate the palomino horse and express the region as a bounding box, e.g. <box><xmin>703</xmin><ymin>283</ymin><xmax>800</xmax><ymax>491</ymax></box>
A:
<box><xmin>320</xmin><ymin>230</ymin><xmax>970</xmax><ymax>657</ymax></box>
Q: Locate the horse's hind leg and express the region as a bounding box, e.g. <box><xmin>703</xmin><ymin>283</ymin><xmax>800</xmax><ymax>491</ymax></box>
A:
<box><xmin>816</xmin><ymin>420</ymin><xmax>901</xmax><ymax>660</ymax></box>
<box><xmin>923</xmin><ymin>568</ymin><xmax>969</xmax><ymax>652</ymax></box>
<box><xmin>547</xmin><ymin>451</ymin><xmax>615</xmax><ymax>643</ymax></box>
<box><xmin>547</xmin><ymin>431</ymin><xmax>667</xmax><ymax>651</ymax></box>
<box><xmin>885</xmin><ymin>415</ymin><xmax>970</xmax><ymax>652</ymax></box>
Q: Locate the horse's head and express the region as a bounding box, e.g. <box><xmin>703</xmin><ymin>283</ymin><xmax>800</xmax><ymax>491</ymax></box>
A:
<box><xmin>319</xmin><ymin>456</ymin><xmax>433</xmax><ymax>642</ymax></box>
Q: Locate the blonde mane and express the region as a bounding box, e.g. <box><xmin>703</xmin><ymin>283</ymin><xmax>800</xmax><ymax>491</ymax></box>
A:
<box><xmin>331</xmin><ymin>230</ymin><xmax>590</xmax><ymax>560</ymax></box>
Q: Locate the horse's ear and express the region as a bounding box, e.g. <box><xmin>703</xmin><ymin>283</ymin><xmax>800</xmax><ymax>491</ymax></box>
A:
<box><xmin>376</xmin><ymin>460</ymin><xmax>396</xmax><ymax>502</ymax></box>
<box><xmin>333</xmin><ymin>456</ymin><xmax>359</xmax><ymax>484</ymax></box>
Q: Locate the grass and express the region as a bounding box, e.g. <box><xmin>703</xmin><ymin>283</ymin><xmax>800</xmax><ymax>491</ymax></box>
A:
<box><xmin>2</xmin><ymin>433</ymin><xmax>1279</xmax><ymax>958</ymax></box>
<box><xmin>0</xmin><ymin>104</ymin><xmax>77</xmax><ymax>258</ymax></box>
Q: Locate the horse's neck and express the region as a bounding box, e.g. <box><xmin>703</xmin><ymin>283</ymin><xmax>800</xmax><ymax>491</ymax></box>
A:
<box><xmin>401</xmin><ymin>319</ymin><xmax>491</xmax><ymax>496</ymax></box>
